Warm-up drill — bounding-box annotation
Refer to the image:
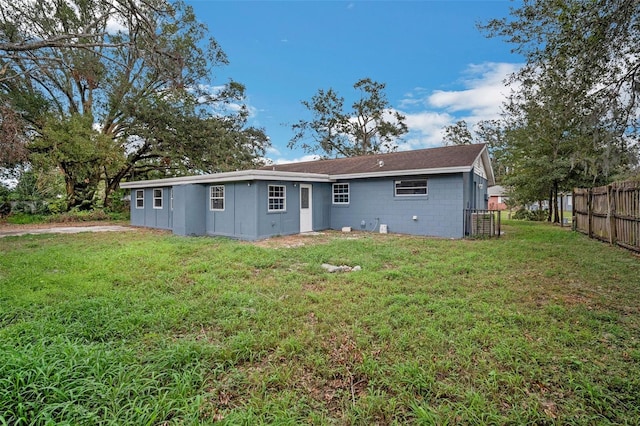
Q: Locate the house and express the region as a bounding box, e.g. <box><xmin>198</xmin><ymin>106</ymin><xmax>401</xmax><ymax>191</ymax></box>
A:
<box><xmin>120</xmin><ymin>144</ymin><xmax>495</xmax><ymax>240</ymax></box>
<box><xmin>488</xmin><ymin>185</ymin><xmax>508</xmax><ymax>210</ymax></box>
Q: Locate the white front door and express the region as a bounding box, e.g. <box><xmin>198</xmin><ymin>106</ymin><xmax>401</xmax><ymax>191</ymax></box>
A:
<box><xmin>300</xmin><ymin>184</ymin><xmax>313</xmax><ymax>233</ymax></box>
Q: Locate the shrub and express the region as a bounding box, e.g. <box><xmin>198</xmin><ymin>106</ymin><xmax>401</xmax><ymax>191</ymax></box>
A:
<box><xmin>513</xmin><ymin>208</ymin><xmax>548</xmax><ymax>221</ymax></box>
<box><xmin>50</xmin><ymin>209</ymin><xmax>110</xmax><ymax>223</ymax></box>
<box><xmin>0</xmin><ymin>201</ymin><xmax>11</xmax><ymax>217</ymax></box>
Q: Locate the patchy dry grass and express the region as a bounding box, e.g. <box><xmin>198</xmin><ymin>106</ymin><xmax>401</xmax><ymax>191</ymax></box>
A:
<box><xmin>1</xmin><ymin>221</ymin><xmax>639</xmax><ymax>424</ymax></box>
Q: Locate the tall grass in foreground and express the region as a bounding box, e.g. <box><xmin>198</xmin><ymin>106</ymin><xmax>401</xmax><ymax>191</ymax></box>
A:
<box><xmin>1</xmin><ymin>221</ymin><xmax>639</xmax><ymax>424</ymax></box>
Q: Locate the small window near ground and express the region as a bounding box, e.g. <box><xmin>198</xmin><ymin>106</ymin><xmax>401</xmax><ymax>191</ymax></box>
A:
<box><xmin>135</xmin><ymin>190</ymin><xmax>144</xmax><ymax>209</ymax></box>
<box><xmin>333</xmin><ymin>183</ymin><xmax>350</xmax><ymax>204</ymax></box>
<box><xmin>153</xmin><ymin>188</ymin><xmax>163</xmax><ymax>209</ymax></box>
<box><xmin>210</xmin><ymin>185</ymin><xmax>224</xmax><ymax>211</ymax></box>
<box><xmin>395</xmin><ymin>179</ymin><xmax>427</xmax><ymax>196</ymax></box>
<box><xmin>268</xmin><ymin>185</ymin><xmax>286</xmax><ymax>212</ymax></box>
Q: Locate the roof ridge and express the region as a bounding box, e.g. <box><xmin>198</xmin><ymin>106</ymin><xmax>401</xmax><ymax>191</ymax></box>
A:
<box><xmin>266</xmin><ymin>143</ymin><xmax>487</xmax><ymax>168</ymax></box>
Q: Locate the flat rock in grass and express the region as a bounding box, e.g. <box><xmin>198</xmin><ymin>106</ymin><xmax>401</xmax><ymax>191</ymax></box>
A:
<box><xmin>321</xmin><ymin>263</ymin><xmax>361</xmax><ymax>273</ymax></box>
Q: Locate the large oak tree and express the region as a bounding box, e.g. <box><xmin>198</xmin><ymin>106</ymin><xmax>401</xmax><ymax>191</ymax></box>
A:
<box><xmin>0</xmin><ymin>0</ymin><xmax>268</xmax><ymax>209</ymax></box>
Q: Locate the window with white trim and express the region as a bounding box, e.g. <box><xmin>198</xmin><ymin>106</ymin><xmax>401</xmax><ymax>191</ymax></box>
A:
<box><xmin>268</xmin><ymin>185</ymin><xmax>286</xmax><ymax>211</ymax></box>
<box><xmin>135</xmin><ymin>190</ymin><xmax>144</xmax><ymax>209</ymax></box>
<box><xmin>170</xmin><ymin>188</ymin><xmax>174</xmax><ymax>211</ymax></box>
<box><xmin>332</xmin><ymin>183</ymin><xmax>350</xmax><ymax>204</ymax></box>
<box><xmin>395</xmin><ymin>179</ymin><xmax>427</xmax><ymax>196</ymax></box>
<box><xmin>210</xmin><ymin>185</ymin><xmax>224</xmax><ymax>211</ymax></box>
<box><xmin>153</xmin><ymin>188</ymin><xmax>163</xmax><ymax>209</ymax></box>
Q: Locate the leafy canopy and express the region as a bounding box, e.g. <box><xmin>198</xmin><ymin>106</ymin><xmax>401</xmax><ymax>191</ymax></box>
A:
<box><xmin>479</xmin><ymin>0</ymin><xmax>639</xmax><ymax>217</ymax></box>
<box><xmin>289</xmin><ymin>78</ymin><xmax>408</xmax><ymax>158</ymax></box>
<box><xmin>0</xmin><ymin>0</ymin><xmax>269</xmax><ymax>209</ymax></box>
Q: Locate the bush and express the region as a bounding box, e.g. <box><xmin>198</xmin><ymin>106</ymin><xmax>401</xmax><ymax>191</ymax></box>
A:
<box><xmin>50</xmin><ymin>209</ymin><xmax>110</xmax><ymax>223</ymax></box>
<box><xmin>513</xmin><ymin>208</ymin><xmax>548</xmax><ymax>221</ymax></box>
<box><xmin>0</xmin><ymin>185</ymin><xmax>11</xmax><ymax>217</ymax></box>
<box><xmin>105</xmin><ymin>189</ymin><xmax>130</xmax><ymax>214</ymax></box>
<box><xmin>0</xmin><ymin>202</ymin><xmax>11</xmax><ymax>217</ymax></box>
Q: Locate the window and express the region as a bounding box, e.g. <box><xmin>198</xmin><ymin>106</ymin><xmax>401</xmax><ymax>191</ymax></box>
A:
<box><xmin>153</xmin><ymin>188</ymin><xmax>163</xmax><ymax>209</ymax></box>
<box><xmin>210</xmin><ymin>185</ymin><xmax>224</xmax><ymax>211</ymax></box>
<box><xmin>333</xmin><ymin>183</ymin><xmax>350</xmax><ymax>204</ymax></box>
<box><xmin>268</xmin><ymin>185</ymin><xmax>286</xmax><ymax>211</ymax></box>
<box><xmin>135</xmin><ymin>190</ymin><xmax>144</xmax><ymax>209</ymax></box>
<box><xmin>170</xmin><ymin>188</ymin><xmax>174</xmax><ymax>211</ymax></box>
<box><xmin>395</xmin><ymin>179</ymin><xmax>427</xmax><ymax>196</ymax></box>
<box><xmin>300</xmin><ymin>186</ymin><xmax>310</xmax><ymax>209</ymax></box>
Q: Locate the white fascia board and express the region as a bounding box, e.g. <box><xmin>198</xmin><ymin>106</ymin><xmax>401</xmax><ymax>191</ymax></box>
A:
<box><xmin>475</xmin><ymin>146</ymin><xmax>496</xmax><ymax>186</ymax></box>
<box><xmin>119</xmin><ymin>170</ymin><xmax>333</xmax><ymax>189</ymax></box>
<box><xmin>330</xmin><ymin>166</ymin><xmax>473</xmax><ymax>181</ymax></box>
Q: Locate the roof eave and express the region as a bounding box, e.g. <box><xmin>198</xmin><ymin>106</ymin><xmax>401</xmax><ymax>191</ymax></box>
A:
<box><xmin>330</xmin><ymin>166</ymin><xmax>473</xmax><ymax>180</ymax></box>
<box><xmin>120</xmin><ymin>170</ymin><xmax>333</xmax><ymax>189</ymax></box>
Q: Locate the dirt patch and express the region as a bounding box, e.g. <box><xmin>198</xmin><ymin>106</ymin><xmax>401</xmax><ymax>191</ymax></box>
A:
<box><xmin>0</xmin><ymin>221</ymin><xmax>137</xmax><ymax>237</ymax></box>
<box><xmin>247</xmin><ymin>230</ymin><xmax>366</xmax><ymax>249</ymax></box>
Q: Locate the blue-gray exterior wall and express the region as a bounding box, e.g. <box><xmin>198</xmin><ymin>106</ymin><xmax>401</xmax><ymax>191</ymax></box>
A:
<box><xmin>172</xmin><ymin>184</ymin><xmax>206</xmax><ymax>236</ymax></box>
<box><xmin>462</xmin><ymin>172</ymin><xmax>489</xmax><ymax>211</ymax></box>
<box><xmin>129</xmin><ymin>187</ymin><xmax>172</xmax><ymax>230</ymax></box>
<box><xmin>329</xmin><ymin>174</ymin><xmax>467</xmax><ymax>238</ymax></box>
<box><xmin>128</xmin><ymin>173</ymin><xmax>486</xmax><ymax>239</ymax></box>
<box><xmin>255</xmin><ymin>181</ymin><xmax>299</xmax><ymax>239</ymax></box>
<box><xmin>313</xmin><ymin>183</ymin><xmax>332</xmax><ymax>231</ymax></box>
<box><xmin>204</xmin><ymin>182</ymin><xmax>259</xmax><ymax>240</ymax></box>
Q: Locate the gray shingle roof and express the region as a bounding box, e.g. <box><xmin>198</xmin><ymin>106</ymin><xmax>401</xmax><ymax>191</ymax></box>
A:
<box><xmin>262</xmin><ymin>144</ymin><xmax>487</xmax><ymax>175</ymax></box>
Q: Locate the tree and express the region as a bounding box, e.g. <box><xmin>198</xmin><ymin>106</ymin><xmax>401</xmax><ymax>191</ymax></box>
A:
<box><xmin>0</xmin><ymin>0</ymin><xmax>268</xmax><ymax>210</ymax></box>
<box><xmin>0</xmin><ymin>105</ymin><xmax>28</xmax><ymax>167</ymax></box>
<box><xmin>289</xmin><ymin>78</ymin><xmax>408</xmax><ymax>158</ymax></box>
<box><xmin>443</xmin><ymin>120</ymin><xmax>474</xmax><ymax>146</ymax></box>
<box><xmin>481</xmin><ymin>0</ymin><xmax>639</xmax><ymax>180</ymax></box>
<box><xmin>501</xmin><ymin>61</ymin><xmax>634</xmax><ymax>222</ymax></box>
<box><xmin>479</xmin><ymin>0</ymin><xmax>639</xmax><ymax>221</ymax></box>
<box><xmin>443</xmin><ymin>119</ymin><xmax>509</xmax><ymax>183</ymax></box>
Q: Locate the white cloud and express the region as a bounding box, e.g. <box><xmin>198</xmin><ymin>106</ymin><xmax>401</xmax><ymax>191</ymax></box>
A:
<box><xmin>397</xmin><ymin>62</ymin><xmax>522</xmax><ymax>149</ymax></box>
<box><xmin>428</xmin><ymin>62</ymin><xmax>520</xmax><ymax>119</ymax></box>
<box><xmin>272</xmin><ymin>154</ymin><xmax>321</xmax><ymax>165</ymax></box>
<box><xmin>105</xmin><ymin>16</ymin><xmax>128</xmax><ymax>34</ymax></box>
<box><xmin>397</xmin><ymin>111</ymin><xmax>453</xmax><ymax>150</ymax></box>
<box><xmin>266</xmin><ymin>146</ymin><xmax>282</xmax><ymax>156</ymax></box>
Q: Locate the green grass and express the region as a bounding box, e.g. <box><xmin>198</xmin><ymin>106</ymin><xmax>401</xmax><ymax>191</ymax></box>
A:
<box><xmin>1</xmin><ymin>221</ymin><xmax>639</xmax><ymax>424</ymax></box>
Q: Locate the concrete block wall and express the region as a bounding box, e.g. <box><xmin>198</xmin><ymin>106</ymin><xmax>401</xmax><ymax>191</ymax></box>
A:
<box><xmin>330</xmin><ymin>174</ymin><xmax>465</xmax><ymax>238</ymax></box>
<box><xmin>130</xmin><ymin>187</ymin><xmax>172</xmax><ymax>230</ymax></box>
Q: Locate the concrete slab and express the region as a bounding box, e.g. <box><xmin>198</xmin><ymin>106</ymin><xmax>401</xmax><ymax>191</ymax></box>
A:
<box><xmin>0</xmin><ymin>225</ymin><xmax>135</xmax><ymax>238</ymax></box>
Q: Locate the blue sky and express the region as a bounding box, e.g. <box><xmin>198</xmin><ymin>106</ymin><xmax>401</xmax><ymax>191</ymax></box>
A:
<box><xmin>187</xmin><ymin>0</ymin><xmax>523</xmax><ymax>163</ymax></box>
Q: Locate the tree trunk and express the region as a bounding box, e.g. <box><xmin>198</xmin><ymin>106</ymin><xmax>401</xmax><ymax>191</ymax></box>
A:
<box><xmin>548</xmin><ymin>190</ymin><xmax>553</xmax><ymax>222</ymax></box>
<box><xmin>61</xmin><ymin>163</ymin><xmax>100</xmax><ymax>211</ymax></box>
<box><xmin>553</xmin><ymin>181</ymin><xmax>560</xmax><ymax>223</ymax></box>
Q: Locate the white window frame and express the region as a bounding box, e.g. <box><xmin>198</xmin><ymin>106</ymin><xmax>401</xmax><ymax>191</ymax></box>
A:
<box><xmin>210</xmin><ymin>185</ymin><xmax>225</xmax><ymax>211</ymax></box>
<box><xmin>153</xmin><ymin>188</ymin><xmax>163</xmax><ymax>209</ymax></box>
<box><xmin>135</xmin><ymin>190</ymin><xmax>144</xmax><ymax>209</ymax></box>
<box><xmin>268</xmin><ymin>185</ymin><xmax>286</xmax><ymax>212</ymax></box>
<box><xmin>395</xmin><ymin>179</ymin><xmax>428</xmax><ymax>196</ymax></box>
<box><xmin>170</xmin><ymin>188</ymin><xmax>174</xmax><ymax>211</ymax></box>
<box><xmin>332</xmin><ymin>183</ymin><xmax>350</xmax><ymax>204</ymax></box>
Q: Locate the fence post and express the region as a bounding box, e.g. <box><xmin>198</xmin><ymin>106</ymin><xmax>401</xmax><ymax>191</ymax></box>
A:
<box><xmin>608</xmin><ymin>184</ymin><xmax>617</xmax><ymax>246</ymax></box>
<box><xmin>572</xmin><ymin>189</ymin><xmax>576</xmax><ymax>231</ymax></box>
<box><xmin>587</xmin><ymin>188</ymin><xmax>593</xmax><ymax>238</ymax></box>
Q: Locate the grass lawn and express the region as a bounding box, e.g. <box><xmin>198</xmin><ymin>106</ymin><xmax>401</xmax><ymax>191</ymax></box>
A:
<box><xmin>1</xmin><ymin>221</ymin><xmax>639</xmax><ymax>425</ymax></box>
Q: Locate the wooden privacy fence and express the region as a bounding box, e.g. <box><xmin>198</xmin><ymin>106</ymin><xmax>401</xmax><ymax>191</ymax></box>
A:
<box><xmin>573</xmin><ymin>181</ymin><xmax>640</xmax><ymax>252</ymax></box>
